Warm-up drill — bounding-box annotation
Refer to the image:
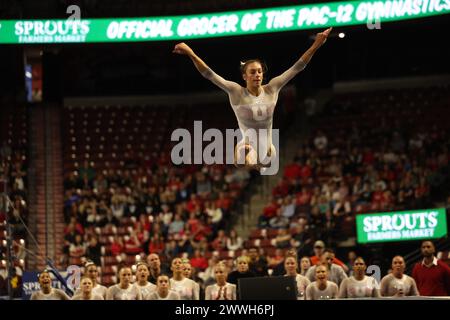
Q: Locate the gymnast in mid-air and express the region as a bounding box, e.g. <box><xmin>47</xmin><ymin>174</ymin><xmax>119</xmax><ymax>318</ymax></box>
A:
<box><xmin>173</xmin><ymin>27</ymin><xmax>332</xmax><ymax>173</ymax></box>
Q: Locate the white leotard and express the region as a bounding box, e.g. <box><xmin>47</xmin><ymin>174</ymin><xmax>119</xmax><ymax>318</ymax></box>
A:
<box><xmin>201</xmin><ymin>58</ymin><xmax>307</xmax><ymax>164</ymax></box>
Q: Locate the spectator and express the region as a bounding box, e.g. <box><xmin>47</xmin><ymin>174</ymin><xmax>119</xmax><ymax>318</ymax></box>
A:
<box><xmin>380</xmin><ymin>256</ymin><xmax>419</xmax><ymax>297</ymax></box>
<box><xmin>124</xmin><ymin>232</ymin><xmax>143</xmax><ymax>255</ymax></box>
<box><xmin>205</xmin><ymin>201</ymin><xmax>223</xmax><ymax>226</ymax></box>
<box><xmin>300</xmin><ymin>256</ymin><xmax>311</xmax><ymax>276</ymax></box>
<box><xmin>72</xmin><ymin>276</ymin><xmax>103</xmax><ymax>300</ymax></box>
<box><xmin>412</xmin><ymin>241</ymin><xmax>450</xmax><ymax>296</ymax></box>
<box><xmin>275</xmin><ymin>228</ymin><xmax>292</xmax><ymax>249</ymax></box>
<box><xmin>284</xmin><ymin>254</ymin><xmax>311</xmax><ymax>299</ymax></box>
<box><xmin>305</xmin><ymin>265</ymin><xmax>338</xmax><ymax>300</ymax></box>
<box><xmin>267</xmin><ymin>249</ymin><xmax>285</xmax><ymax>269</ymax></box>
<box><xmin>226</xmin><ymin>229</ymin><xmax>243</xmax><ymax>251</ymax></box>
<box><xmin>338</xmin><ymin>257</ymin><xmax>381</xmax><ymax>298</ymax></box>
<box><xmin>74</xmin><ymin>261</ymin><xmax>107</xmax><ymax>299</ymax></box>
<box><xmin>248</xmin><ymin>247</ymin><xmax>268</xmax><ymax>277</ymax></box>
<box><xmin>309</xmin><ymin>241</ymin><xmax>347</xmax><ymax>270</ymax></box>
<box><xmin>269</xmin><ymin>209</ymin><xmax>290</xmax><ymax>229</ymax></box>
<box><xmin>227</xmin><ymin>256</ymin><xmax>255</xmax><ymax>299</ymax></box>
<box><xmin>69</xmin><ymin>234</ymin><xmax>86</xmax><ymax>259</ymax></box>
<box><xmin>148</xmin><ymin>234</ymin><xmax>165</xmax><ymax>256</ymax></box>
<box><xmin>110</xmin><ymin>235</ymin><xmax>124</xmax><ymax>257</ymax></box>
<box><xmin>205</xmin><ymin>263</ymin><xmax>236</xmax><ymax>300</ymax></box>
<box><xmin>168</xmin><ymin>213</ymin><xmax>185</xmax><ymax>236</ymax></box>
<box><xmin>211</xmin><ymin>230</ymin><xmax>228</xmax><ymax>251</ymax></box>
<box><xmin>190</xmin><ymin>249</ymin><xmax>208</xmax><ymax>271</ymax></box>
<box><xmin>259</xmin><ymin>198</ymin><xmax>278</xmax><ymax>227</ymax></box>
<box><xmin>110</xmin><ymin>198</ymin><xmax>125</xmax><ymax>221</ymax></box>
<box><xmin>31</xmin><ymin>270</ymin><xmax>70</xmax><ymax>300</ymax></box>
<box><xmin>148</xmin><ymin>275</ymin><xmax>180</xmax><ymax>300</ymax></box>
<box><xmin>280</xmin><ymin>196</ymin><xmax>296</xmax><ymax>219</ymax></box>
<box><xmin>170</xmin><ymin>257</ymin><xmax>200</xmax><ymax>300</ymax></box>
<box><xmin>345</xmin><ymin>251</ymin><xmax>357</xmax><ymax>276</ymax></box>
<box><xmin>106</xmin><ymin>266</ymin><xmax>142</xmax><ymax>300</ymax></box>
<box><xmin>284</xmin><ymin>161</ymin><xmax>302</xmax><ymax>180</ymax></box>
<box><xmin>85</xmin><ymin>236</ymin><xmax>102</xmax><ymax>266</ymax></box>
<box><xmin>175</xmin><ymin>233</ymin><xmax>194</xmax><ymax>256</ymax></box>
<box><xmin>146</xmin><ymin>253</ymin><xmax>165</xmax><ymax>284</ymax></box>
<box><xmin>306</xmin><ymin>250</ymin><xmax>347</xmax><ymax>286</ymax></box>
<box><xmin>182</xmin><ymin>260</ymin><xmax>203</xmax><ymax>299</ymax></box>
<box><xmin>313</xmin><ymin>130</ymin><xmax>328</xmax><ymax>151</ymax></box>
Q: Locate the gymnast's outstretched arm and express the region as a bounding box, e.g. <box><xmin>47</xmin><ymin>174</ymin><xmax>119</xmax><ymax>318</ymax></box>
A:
<box><xmin>173</xmin><ymin>42</ymin><xmax>241</xmax><ymax>95</ymax></box>
<box><xmin>267</xmin><ymin>27</ymin><xmax>332</xmax><ymax>92</ymax></box>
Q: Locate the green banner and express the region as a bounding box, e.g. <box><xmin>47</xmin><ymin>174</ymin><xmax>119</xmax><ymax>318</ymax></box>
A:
<box><xmin>356</xmin><ymin>208</ymin><xmax>448</xmax><ymax>244</ymax></box>
<box><xmin>0</xmin><ymin>0</ymin><xmax>449</xmax><ymax>44</ymax></box>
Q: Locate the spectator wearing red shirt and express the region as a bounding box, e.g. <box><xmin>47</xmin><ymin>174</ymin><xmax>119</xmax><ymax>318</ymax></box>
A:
<box><xmin>110</xmin><ymin>235</ymin><xmax>124</xmax><ymax>256</ymax></box>
<box><xmin>138</xmin><ymin>213</ymin><xmax>152</xmax><ymax>232</ymax></box>
<box><xmin>310</xmin><ymin>240</ymin><xmax>348</xmax><ymax>272</ymax></box>
<box><xmin>187</xmin><ymin>212</ymin><xmax>201</xmax><ymax>235</ymax></box>
<box><xmin>211</xmin><ymin>230</ymin><xmax>228</xmax><ymax>251</ymax></box>
<box><xmin>272</xmin><ymin>178</ymin><xmax>290</xmax><ymax>198</ymax></box>
<box><xmin>148</xmin><ymin>234</ymin><xmax>165</xmax><ymax>256</ymax></box>
<box><xmin>412</xmin><ymin>241</ymin><xmax>450</xmax><ymax>296</ymax></box>
<box><xmin>186</xmin><ymin>194</ymin><xmax>202</xmax><ymax>213</ymax></box>
<box><xmin>215</xmin><ymin>192</ymin><xmax>231</xmax><ymax>211</ymax></box>
<box><xmin>64</xmin><ymin>217</ymin><xmax>84</xmax><ymax>236</ymax></box>
<box><xmin>296</xmin><ymin>187</ymin><xmax>312</xmax><ymax>206</ymax></box>
<box><xmin>300</xmin><ymin>161</ymin><xmax>312</xmax><ymax>179</ymax></box>
<box><xmin>362</xmin><ymin>147</ymin><xmax>375</xmax><ymax>165</ymax></box>
<box><xmin>190</xmin><ymin>249</ymin><xmax>208</xmax><ymax>271</ymax></box>
<box><xmin>284</xmin><ymin>162</ymin><xmax>302</xmax><ymax>180</ymax></box>
<box><xmin>371</xmin><ymin>185</ymin><xmax>385</xmax><ymax>204</ymax></box>
<box><xmin>124</xmin><ymin>232</ymin><xmax>143</xmax><ymax>255</ymax></box>
<box><xmin>258</xmin><ymin>198</ymin><xmax>279</xmax><ymax>227</ymax></box>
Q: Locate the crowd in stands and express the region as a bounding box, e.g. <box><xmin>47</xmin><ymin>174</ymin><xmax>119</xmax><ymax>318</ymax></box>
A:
<box><xmin>60</xmin><ymin>104</ymin><xmax>256</xmax><ymax>286</ymax></box>
<box><xmin>62</xmin><ymin>160</ymin><xmax>251</xmax><ymax>278</ymax></box>
<box><xmin>258</xmin><ymin>85</ymin><xmax>450</xmax><ymax>258</ymax></box>
<box><xmin>0</xmin><ymin>106</ymin><xmax>29</xmax><ymax>298</ymax></box>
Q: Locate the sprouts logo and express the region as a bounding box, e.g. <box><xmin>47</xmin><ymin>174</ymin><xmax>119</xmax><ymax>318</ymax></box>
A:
<box><xmin>14</xmin><ymin>20</ymin><xmax>90</xmax><ymax>43</ymax></box>
<box><xmin>357</xmin><ymin>209</ymin><xmax>447</xmax><ymax>243</ymax></box>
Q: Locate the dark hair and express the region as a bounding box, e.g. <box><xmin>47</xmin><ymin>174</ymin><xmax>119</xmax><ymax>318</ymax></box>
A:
<box><xmin>156</xmin><ymin>274</ymin><xmax>170</xmax><ymax>282</ymax></box>
<box><xmin>240</xmin><ymin>59</ymin><xmax>268</xmax><ymax>75</ymax></box>
<box><xmin>117</xmin><ymin>263</ymin><xmax>131</xmax><ymax>277</ymax></box>
<box><xmin>421</xmin><ymin>240</ymin><xmax>435</xmax><ymax>247</ymax></box>
<box><xmin>353</xmin><ymin>257</ymin><xmax>366</xmax><ymax>265</ymax></box>
<box><xmin>324</xmin><ymin>249</ymin><xmax>335</xmax><ymax>254</ymax></box>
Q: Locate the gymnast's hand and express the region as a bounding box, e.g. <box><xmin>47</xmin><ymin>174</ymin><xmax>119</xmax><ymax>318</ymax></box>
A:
<box><xmin>313</xmin><ymin>27</ymin><xmax>332</xmax><ymax>48</ymax></box>
<box><xmin>173</xmin><ymin>42</ymin><xmax>194</xmax><ymax>56</ymax></box>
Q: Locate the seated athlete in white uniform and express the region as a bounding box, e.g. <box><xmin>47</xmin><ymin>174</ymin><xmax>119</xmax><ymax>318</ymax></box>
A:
<box><xmin>173</xmin><ymin>27</ymin><xmax>332</xmax><ymax>173</ymax></box>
